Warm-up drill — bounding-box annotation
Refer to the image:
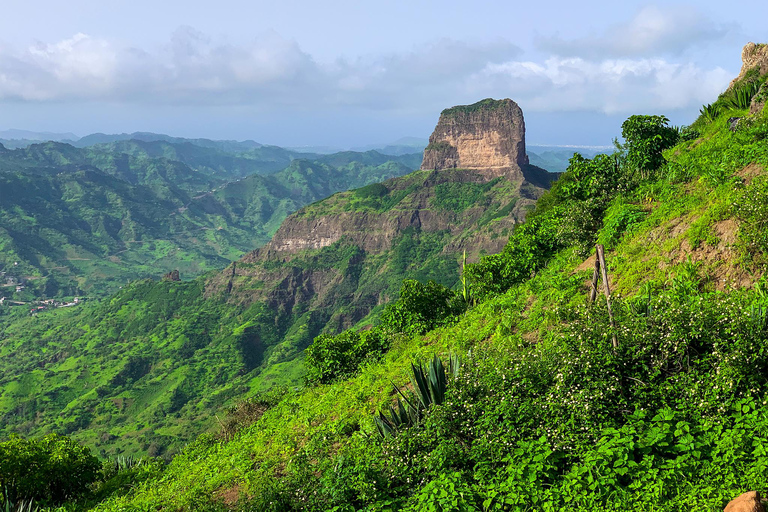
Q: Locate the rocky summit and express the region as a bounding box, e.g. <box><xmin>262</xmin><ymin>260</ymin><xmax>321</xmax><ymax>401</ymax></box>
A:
<box><xmin>421</xmin><ymin>98</ymin><xmax>529</xmax><ymax>176</ymax></box>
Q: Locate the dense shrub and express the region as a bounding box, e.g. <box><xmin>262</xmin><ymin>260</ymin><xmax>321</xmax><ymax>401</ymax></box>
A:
<box><xmin>0</xmin><ymin>434</ymin><xmax>101</xmax><ymax>506</ymax></box>
<box><xmin>305</xmin><ymin>328</ymin><xmax>389</xmax><ymax>384</ymax></box>
<box><xmin>380</xmin><ymin>279</ymin><xmax>465</xmax><ymax>335</ymax></box>
<box><xmin>620</xmin><ymin>115</ymin><xmax>679</xmax><ymax>179</ymax></box>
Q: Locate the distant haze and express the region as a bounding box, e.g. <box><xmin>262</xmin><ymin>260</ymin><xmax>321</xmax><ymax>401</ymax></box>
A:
<box><xmin>0</xmin><ymin>0</ymin><xmax>762</xmax><ymax>146</ymax></box>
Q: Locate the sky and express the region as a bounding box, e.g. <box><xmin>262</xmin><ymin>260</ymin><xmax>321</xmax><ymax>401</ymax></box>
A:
<box><xmin>0</xmin><ymin>0</ymin><xmax>765</xmax><ymax>147</ymax></box>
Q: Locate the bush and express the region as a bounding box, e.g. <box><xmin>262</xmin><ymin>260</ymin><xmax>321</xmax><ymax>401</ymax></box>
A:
<box><xmin>0</xmin><ymin>434</ymin><xmax>101</xmax><ymax>506</ymax></box>
<box><xmin>620</xmin><ymin>115</ymin><xmax>679</xmax><ymax>179</ymax></box>
<box><xmin>596</xmin><ymin>201</ymin><xmax>647</xmax><ymax>249</ymax></box>
<box><xmin>305</xmin><ymin>328</ymin><xmax>389</xmax><ymax>384</ymax></box>
<box><xmin>380</xmin><ymin>280</ymin><xmax>464</xmax><ymax>335</ymax></box>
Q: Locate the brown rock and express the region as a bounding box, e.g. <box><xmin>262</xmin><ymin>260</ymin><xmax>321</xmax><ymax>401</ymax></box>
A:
<box><xmin>421</xmin><ymin>98</ymin><xmax>528</xmax><ymax>177</ymax></box>
<box><xmin>729</xmin><ymin>42</ymin><xmax>768</xmax><ymax>90</ymax></box>
<box><xmin>163</xmin><ymin>269</ymin><xmax>181</xmax><ymax>282</ymax></box>
<box><xmin>724</xmin><ymin>491</ymin><xmax>766</xmax><ymax>512</ymax></box>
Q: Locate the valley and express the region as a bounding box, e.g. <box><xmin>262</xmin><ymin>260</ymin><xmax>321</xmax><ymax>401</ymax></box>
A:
<box><xmin>2</xmin><ymin>25</ymin><xmax>768</xmax><ymax>512</ymax></box>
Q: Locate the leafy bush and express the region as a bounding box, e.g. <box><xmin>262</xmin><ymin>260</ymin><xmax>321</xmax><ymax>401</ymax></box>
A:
<box><xmin>305</xmin><ymin>328</ymin><xmax>389</xmax><ymax>384</ymax></box>
<box><xmin>380</xmin><ymin>279</ymin><xmax>465</xmax><ymax>335</ymax></box>
<box><xmin>620</xmin><ymin>115</ymin><xmax>679</xmax><ymax>179</ymax></box>
<box><xmin>0</xmin><ymin>434</ymin><xmax>101</xmax><ymax>506</ymax></box>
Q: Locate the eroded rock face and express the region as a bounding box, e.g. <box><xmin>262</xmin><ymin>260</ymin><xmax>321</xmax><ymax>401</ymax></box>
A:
<box><xmin>421</xmin><ymin>98</ymin><xmax>528</xmax><ymax>176</ymax></box>
<box><xmin>729</xmin><ymin>42</ymin><xmax>768</xmax><ymax>90</ymax></box>
<box><xmin>724</xmin><ymin>491</ymin><xmax>766</xmax><ymax>512</ymax></box>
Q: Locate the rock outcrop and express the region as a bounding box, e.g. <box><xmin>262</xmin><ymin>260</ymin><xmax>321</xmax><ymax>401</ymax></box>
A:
<box><xmin>207</xmin><ymin>98</ymin><xmax>554</xmax><ymax>333</ymax></box>
<box><xmin>729</xmin><ymin>43</ymin><xmax>768</xmax><ymax>90</ymax></box>
<box><xmin>421</xmin><ymin>98</ymin><xmax>528</xmax><ymax>177</ymax></box>
<box><xmin>724</xmin><ymin>491</ymin><xmax>766</xmax><ymax>512</ymax></box>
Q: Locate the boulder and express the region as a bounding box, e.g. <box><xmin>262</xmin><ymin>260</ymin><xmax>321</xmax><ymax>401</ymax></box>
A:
<box><xmin>724</xmin><ymin>491</ymin><xmax>766</xmax><ymax>512</ymax></box>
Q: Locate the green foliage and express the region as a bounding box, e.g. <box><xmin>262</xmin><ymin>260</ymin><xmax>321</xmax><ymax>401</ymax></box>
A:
<box><xmin>431</xmin><ymin>179</ymin><xmax>499</xmax><ymax>212</ymax></box>
<box><xmin>596</xmin><ymin>201</ymin><xmax>647</xmax><ymax>249</ymax></box>
<box><xmin>726</xmin><ymin>80</ymin><xmax>762</xmax><ymax>110</ymax></box>
<box><xmin>380</xmin><ymin>280</ymin><xmax>465</xmax><ymax>335</ymax></box>
<box><xmin>305</xmin><ymin>328</ymin><xmax>389</xmax><ymax>384</ymax></box>
<box><xmin>620</xmin><ymin>115</ymin><xmax>679</xmax><ymax>178</ymax></box>
<box><xmin>0</xmin><ymin>434</ymin><xmax>100</xmax><ymax>506</ymax></box>
<box><xmin>734</xmin><ymin>175</ymin><xmax>768</xmax><ymax>264</ymax></box>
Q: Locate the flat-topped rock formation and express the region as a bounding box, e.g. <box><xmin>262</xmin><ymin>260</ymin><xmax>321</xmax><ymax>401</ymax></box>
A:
<box><xmin>420</xmin><ymin>98</ymin><xmax>529</xmax><ymax>176</ymax></box>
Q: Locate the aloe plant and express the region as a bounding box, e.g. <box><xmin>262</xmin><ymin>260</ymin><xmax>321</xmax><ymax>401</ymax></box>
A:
<box><xmin>374</xmin><ymin>355</ymin><xmax>460</xmax><ymax>438</ymax></box>
<box><xmin>2</xmin><ymin>494</ymin><xmax>38</xmax><ymax>512</ymax></box>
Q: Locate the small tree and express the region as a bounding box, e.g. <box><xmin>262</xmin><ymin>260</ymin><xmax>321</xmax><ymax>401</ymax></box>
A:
<box><xmin>380</xmin><ymin>280</ymin><xmax>463</xmax><ymax>335</ymax></box>
<box><xmin>0</xmin><ymin>434</ymin><xmax>101</xmax><ymax>506</ymax></box>
<box><xmin>620</xmin><ymin>115</ymin><xmax>679</xmax><ymax>179</ymax></box>
<box><xmin>305</xmin><ymin>328</ymin><xmax>388</xmax><ymax>384</ymax></box>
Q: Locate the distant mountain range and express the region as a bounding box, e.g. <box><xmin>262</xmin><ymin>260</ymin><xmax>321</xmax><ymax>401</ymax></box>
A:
<box><xmin>0</xmin><ymin>137</ymin><xmax>421</xmax><ymax>299</ymax></box>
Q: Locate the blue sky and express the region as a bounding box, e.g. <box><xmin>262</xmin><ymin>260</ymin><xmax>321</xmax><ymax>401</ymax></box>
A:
<box><xmin>0</xmin><ymin>0</ymin><xmax>764</xmax><ymax>146</ymax></box>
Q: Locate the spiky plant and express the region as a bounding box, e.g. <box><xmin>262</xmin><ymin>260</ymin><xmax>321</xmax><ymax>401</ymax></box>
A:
<box><xmin>374</xmin><ymin>355</ymin><xmax>460</xmax><ymax>438</ymax></box>
<box><xmin>699</xmin><ymin>103</ymin><xmax>720</xmax><ymax>123</ymax></box>
<box><xmin>2</xmin><ymin>494</ymin><xmax>39</xmax><ymax>512</ymax></box>
<box><xmin>726</xmin><ymin>81</ymin><xmax>761</xmax><ymax>110</ymax></box>
<box><xmin>460</xmin><ymin>250</ymin><xmax>472</xmax><ymax>307</ymax></box>
<box><xmin>114</xmin><ymin>454</ymin><xmax>143</xmax><ymax>471</ymax></box>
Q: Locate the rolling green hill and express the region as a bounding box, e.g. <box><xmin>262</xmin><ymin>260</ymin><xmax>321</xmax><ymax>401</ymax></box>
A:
<box><xmin>5</xmin><ymin>46</ymin><xmax>768</xmax><ymax>512</ymax></box>
<box><xmin>0</xmin><ymin>142</ymin><xmax>420</xmax><ymax>298</ymax></box>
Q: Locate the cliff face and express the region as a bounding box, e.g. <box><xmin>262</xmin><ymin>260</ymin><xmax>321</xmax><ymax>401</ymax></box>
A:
<box><xmin>421</xmin><ymin>98</ymin><xmax>529</xmax><ymax>176</ymax></box>
<box><xmin>730</xmin><ymin>42</ymin><xmax>768</xmax><ymax>90</ymax></box>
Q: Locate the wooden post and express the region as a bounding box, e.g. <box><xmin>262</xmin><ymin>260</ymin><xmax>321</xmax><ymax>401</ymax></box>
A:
<box><xmin>595</xmin><ymin>244</ymin><xmax>618</xmax><ymax>349</ymax></box>
<box><xmin>589</xmin><ymin>256</ymin><xmax>600</xmax><ymax>303</ymax></box>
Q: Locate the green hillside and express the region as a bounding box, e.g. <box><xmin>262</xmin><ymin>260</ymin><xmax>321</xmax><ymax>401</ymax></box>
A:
<box><xmin>0</xmin><ymin>143</ymin><xmax>419</xmax><ymax>298</ymax></box>
<box><xmin>0</xmin><ymin>156</ymin><xmax>549</xmax><ymax>458</ymax></box>
<box><xmin>4</xmin><ymin>50</ymin><xmax>768</xmax><ymax>512</ymax></box>
<box><xmin>22</xmin><ymin>62</ymin><xmax>768</xmax><ymax>511</ymax></box>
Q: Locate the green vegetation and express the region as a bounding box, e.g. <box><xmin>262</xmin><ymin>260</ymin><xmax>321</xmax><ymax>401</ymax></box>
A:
<box><xmin>0</xmin><ymin>142</ymin><xmax>419</xmax><ymax>298</ymax></box>
<box><xmin>0</xmin><ymin>434</ymin><xmax>100</xmax><ymax>507</ymax></box>
<box><xmin>55</xmin><ymin>81</ymin><xmax>768</xmax><ymax>510</ymax></box>
<box><xmin>7</xmin><ymin>60</ymin><xmax>768</xmax><ymax>512</ymax></box>
<box><xmin>442</xmin><ymin>98</ymin><xmax>510</xmax><ymax>117</ymax></box>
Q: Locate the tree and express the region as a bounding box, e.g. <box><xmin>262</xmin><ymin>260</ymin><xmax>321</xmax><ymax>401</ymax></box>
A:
<box><xmin>620</xmin><ymin>115</ymin><xmax>679</xmax><ymax>179</ymax></box>
<box><xmin>0</xmin><ymin>434</ymin><xmax>101</xmax><ymax>506</ymax></box>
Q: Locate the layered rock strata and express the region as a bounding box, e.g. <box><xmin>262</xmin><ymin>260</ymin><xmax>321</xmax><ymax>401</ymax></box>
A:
<box><xmin>421</xmin><ymin>98</ymin><xmax>529</xmax><ymax>177</ymax></box>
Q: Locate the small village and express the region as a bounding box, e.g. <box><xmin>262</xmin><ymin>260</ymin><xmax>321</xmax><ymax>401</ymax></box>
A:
<box><xmin>1</xmin><ymin>267</ymin><xmax>86</xmax><ymax>313</ymax></box>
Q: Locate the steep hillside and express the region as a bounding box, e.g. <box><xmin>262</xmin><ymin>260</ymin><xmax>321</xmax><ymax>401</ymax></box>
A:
<box><xmin>58</xmin><ymin>44</ymin><xmax>768</xmax><ymax>511</ymax></box>
<box><xmin>0</xmin><ymin>99</ymin><xmax>553</xmax><ymax>458</ymax></box>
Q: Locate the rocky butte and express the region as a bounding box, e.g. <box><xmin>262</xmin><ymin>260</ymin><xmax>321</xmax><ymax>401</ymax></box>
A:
<box><xmin>421</xmin><ymin>98</ymin><xmax>529</xmax><ymax>177</ymax></box>
<box><xmin>206</xmin><ymin>98</ymin><xmax>554</xmax><ymax>333</ymax></box>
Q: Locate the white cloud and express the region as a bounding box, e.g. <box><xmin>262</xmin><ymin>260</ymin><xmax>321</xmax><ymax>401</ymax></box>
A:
<box><xmin>537</xmin><ymin>5</ymin><xmax>732</xmax><ymax>59</ymax></box>
<box><xmin>473</xmin><ymin>57</ymin><xmax>732</xmax><ymax>114</ymax></box>
<box><xmin>0</xmin><ymin>27</ymin><xmax>734</xmax><ymax>119</ymax></box>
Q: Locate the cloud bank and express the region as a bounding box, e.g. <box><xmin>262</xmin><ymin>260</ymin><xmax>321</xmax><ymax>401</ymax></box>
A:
<box><xmin>0</xmin><ymin>18</ymin><xmax>734</xmax><ymax>118</ymax></box>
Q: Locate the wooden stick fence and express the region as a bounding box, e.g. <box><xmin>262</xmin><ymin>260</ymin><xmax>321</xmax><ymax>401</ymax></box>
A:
<box><xmin>589</xmin><ymin>244</ymin><xmax>618</xmax><ymax>349</ymax></box>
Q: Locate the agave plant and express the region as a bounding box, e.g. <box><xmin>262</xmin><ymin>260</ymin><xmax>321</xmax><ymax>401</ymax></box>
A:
<box><xmin>699</xmin><ymin>103</ymin><xmax>720</xmax><ymax>123</ymax></box>
<box><xmin>374</xmin><ymin>355</ymin><xmax>460</xmax><ymax>438</ymax></box>
<box><xmin>726</xmin><ymin>81</ymin><xmax>761</xmax><ymax>110</ymax></box>
<box><xmin>2</xmin><ymin>494</ymin><xmax>39</xmax><ymax>512</ymax></box>
<box><xmin>114</xmin><ymin>454</ymin><xmax>143</xmax><ymax>471</ymax></box>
